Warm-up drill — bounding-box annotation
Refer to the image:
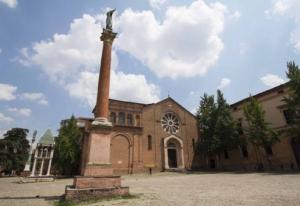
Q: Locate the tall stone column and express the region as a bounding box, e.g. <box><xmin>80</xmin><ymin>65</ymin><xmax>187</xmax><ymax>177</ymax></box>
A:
<box><xmin>83</xmin><ymin>28</ymin><xmax>117</xmax><ymax>176</ymax></box>
<box><xmin>65</xmin><ymin>24</ymin><xmax>129</xmax><ymax>202</ymax></box>
<box><xmin>93</xmin><ymin>29</ymin><xmax>117</xmax><ymax>126</ymax></box>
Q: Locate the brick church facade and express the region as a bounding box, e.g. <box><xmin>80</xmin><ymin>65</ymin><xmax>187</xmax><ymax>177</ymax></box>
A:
<box><xmin>60</xmin><ymin>83</ymin><xmax>300</xmax><ymax>174</ymax></box>
<box><xmin>69</xmin><ymin>97</ymin><xmax>202</xmax><ymax>175</ymax></box>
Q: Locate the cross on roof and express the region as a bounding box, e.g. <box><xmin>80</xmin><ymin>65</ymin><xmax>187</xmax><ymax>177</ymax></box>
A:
<box><xmin>167</xmin><ymin>103</ymin><xmax>172</xmax><ymax>109</ymax></box>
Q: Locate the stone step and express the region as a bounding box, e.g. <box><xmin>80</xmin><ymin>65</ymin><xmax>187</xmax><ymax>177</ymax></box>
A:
<box><xmin>164</xmin><ymin>168</ymin><xmax>187</xmax><ymax>173</ymax></box>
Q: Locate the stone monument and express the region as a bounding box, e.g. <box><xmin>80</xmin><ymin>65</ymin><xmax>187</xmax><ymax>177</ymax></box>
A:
<box><xmin>21</xmin><ymin>128</ymin><xmax>55</xmax><ymax>182</ymax></box>
<box><xmin>22</xmin><ymin>130</ymin><xmax>37</xmax><ymax>177</ymax></box>
<box><xmin>65</xmin><ymin>9</ymin><xmax>129</xmax><ymax>202</ymax></box>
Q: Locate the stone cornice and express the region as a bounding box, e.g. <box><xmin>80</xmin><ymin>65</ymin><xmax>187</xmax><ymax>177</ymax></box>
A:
<box><xmin>100</xmin><ymin>28</ymin><xmax>117</xmax><ymax>44</ymax></box>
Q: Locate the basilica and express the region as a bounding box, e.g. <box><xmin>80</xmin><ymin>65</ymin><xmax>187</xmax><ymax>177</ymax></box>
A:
<box><xmin>60</xmin><ymin>82</ymin><xmax>300</xmax><ymax>174</ymax></box>
<box><xmin>66</xmin><ymin>97</ymin><xmax>202</xmax><ymax>175</ymax></box>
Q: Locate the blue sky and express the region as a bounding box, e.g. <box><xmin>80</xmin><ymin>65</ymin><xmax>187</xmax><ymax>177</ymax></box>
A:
<box><xmin>0</xmin><ymin>0</ymin><xmax>299</xmax><ymax>142</ymax></box>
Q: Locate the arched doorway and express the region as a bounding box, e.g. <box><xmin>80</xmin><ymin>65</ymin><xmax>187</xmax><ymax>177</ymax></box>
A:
<box><xmin>167</xmin><ymin>142</ymin><xmax>177</xmax><ymax>168</ymax></box>
<box><xmin>163</xmin><ymin>136</ymin><xmax>184</xmax><ymax>169</ymax></box>
<box><xmin>291</xmin><ymin>137</ymin><xmax>300</xmax><ymax>167</ymax></box>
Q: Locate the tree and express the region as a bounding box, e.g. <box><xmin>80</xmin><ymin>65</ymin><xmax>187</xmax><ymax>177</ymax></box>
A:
<box><xmin>196</xmin><ymin>90</ymin><xmax>246</xmax><ymax>168</ymax></box>
<box><xmin>0</xmin><ymin>128</ymin><xmax>30</xmax><ymax>175</ymax></box>
<box><xmin>243</xmin><ymin>95</ymin><xmax>280</xmax><ymax>165</ymax></box>
<box><xmin>196</xmin><ymin>93</ymin><xmax>218</xmax><ymax>160</ymax></box>
<box><xmin>215</xmin><ymin>90</ymin><xmax>247</xmax><ymax>156</ymax></box>
<box><xmin>282</xmin><ymin>61</ymin><xmax>300</xmax><ymax>142</ymax></box>
<box><xmin>53</xmin><ymin>114</ymin><xmax>82</xmax><ymax>175</ymax></box>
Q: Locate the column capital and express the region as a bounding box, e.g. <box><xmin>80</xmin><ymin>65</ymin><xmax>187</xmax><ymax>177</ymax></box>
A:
<box><xmin>100</xmin><ymin>29</ymin><xmax>117</xmax><ymax>44</ymax></box>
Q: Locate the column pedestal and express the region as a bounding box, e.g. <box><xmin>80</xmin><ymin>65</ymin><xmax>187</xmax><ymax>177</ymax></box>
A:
<box><xmin>22</xmin><ymin>161</ymin><xmax>31</xmax><ymax>177</ymax></box>
<box><xmin>65</xmin><ymin>123</ymin><xmax>129</xmax><ymax>202</ymax></box>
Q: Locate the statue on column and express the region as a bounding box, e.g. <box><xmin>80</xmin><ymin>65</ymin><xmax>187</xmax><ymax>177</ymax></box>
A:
<box><xmin>106</xmin><ymin>8</ymin><xmax>116</xmax><ymax>30</ymax></box>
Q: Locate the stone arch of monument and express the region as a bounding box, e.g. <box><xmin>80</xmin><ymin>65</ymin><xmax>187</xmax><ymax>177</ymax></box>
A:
<box><xmin>162</xmin><ymin>135</ymin><xmax>184</xmax><ymax>170</ymax></box>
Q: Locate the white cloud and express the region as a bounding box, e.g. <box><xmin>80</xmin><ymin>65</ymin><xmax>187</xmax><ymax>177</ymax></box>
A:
<box><xmin>189</xmin><ymin>91</ymin><xmax>200</xmax><ymax>98</ymax></box>
<box><xmin>7</xmin><ymin>108</ymin><xmax>17</xmax><ymax>112</ymax></box>
<box><xmin>19</xmin><ymin>92</ymin><xmax>49</xmax><ymax>105</ymax></box>
<box><xmin>38</xmin><ymin>99</ymin><xmax>49</xmax><ymax>105</ymax></box>
<box><xmin>114</xmin><ymin>0</ymin><xmax>233</xmax><ymax>79</ymax></box>
<box><xmin>19</xmin><ymin>92</ymin><xmax>44</xmax><ymax>100</ymax></box>
<box><xmin>0</xmin><ymin>113</ymin><xmax>14</xmax><ymax>124</ymax></box>
<box><xmin>18</xmin><ymin>14</ymin><xmax>161</xmax><ymax>106</ymax></box>
<box><xmin>7</xmin><ymin>108</ymin><xmax>31</xmax><ymax>116</ymax></box>
<box><xmin>19</xmin><ymin>108</ymin><xmax>31</xmax><ymax>116</ymax></box>
<box><xmin>190</xmin><ymin>108</ymin><xmax>198</xmax><ymax>115</ymax></box>
<box><xmin>19</xmin><ymin>14</ymin><xmax>112</xmax><ymax>83</ymax></box>
<box><xmin>228</xmin><ymin>11</ymin><xmax>241</xmax><ymax>20</ymax></box>
<box><xmin>0</xmin><ymin>84</ymin><xmax>17</xmax><ymax>101</ymax></box>
<box><xmin>65</xmin><ymin>71</ymin><xmax>160</xmax><ymax>107</ymax></box>
<box><xmin>266</xmin><ymin>0</ymin><xmax>300</xmax><ymax>52</ymax></box>
<box><xmin>149</xmin><ymin>0</ymin><xmax>166</xmax><ymax>9</ymax></box>
<box><xmin>217</xmin><ymin>78</ymin><xmax>231</xmax><ymax>89</ymax></box>
<box><xmin>239</xmin><ymin>42</ymin><xmax>246</xmax><ymax>54</ymax></box>
<box><xmin>260</xmin><ymin>74</ymin><xmax>286</xmax><ymax>88</ymax></box>
<box><xmin>0</xmin><ymin>0</ymin><xmax>18</xmax><ymax>8</ymax></box>
<box><xmin>0</xmin><ymin>48</ymin><xmax>2</xmax><ymax>53</ymax></box>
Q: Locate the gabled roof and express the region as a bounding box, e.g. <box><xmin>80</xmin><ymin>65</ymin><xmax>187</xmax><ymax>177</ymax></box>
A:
<box><xmin>144</xmin><ymin>97</ymin><xmax>197</xmax><ymax>119</ymax></box>
<box><xmin>39</xmin><ymin>128</ymin><xmax>54</xmax><ymax>144</ymax></box>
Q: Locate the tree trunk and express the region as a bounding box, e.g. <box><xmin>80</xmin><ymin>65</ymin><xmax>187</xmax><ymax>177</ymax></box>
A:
<box><xmin>216</xmin><ymin>154</ymin><xmax>220</xmax><ymax>169</ymax></box>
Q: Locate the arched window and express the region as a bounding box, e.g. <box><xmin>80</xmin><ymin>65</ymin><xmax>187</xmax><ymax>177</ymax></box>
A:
<box><xmin>118</xmin><ymin>112</ymin><xmax>125</xmax><ymax>125</ymax></box>
<box><xmin>148</xmin><ymin>135</ymin><xmax>152</xmax><ymax>150</ymax></box>
<box><xmin>127</xmin><ymin>114</ymin><xmax>133</xmax><ymax>126</ymax></box>
<box><xmin>136</xmin><ymin>115</ymin><xmax>140</xmax><ymax>126</ymax></box>
<box><xmin>110</xmin><ymin>112</ymin><xmax>116</xmax><ymax>124</ymax></box>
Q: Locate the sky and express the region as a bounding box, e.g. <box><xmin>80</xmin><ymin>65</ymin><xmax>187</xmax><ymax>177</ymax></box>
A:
<box><xmin>0</xmin><ymin>0</ymin><xmax>299</xmax><ymax>142</ymax></box>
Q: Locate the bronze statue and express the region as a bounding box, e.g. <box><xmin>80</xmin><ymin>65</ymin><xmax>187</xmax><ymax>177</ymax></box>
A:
<box><xmin>106</xmin><ymin>9</ymin><xmax>116</xmax><ymax>30</ymax></box>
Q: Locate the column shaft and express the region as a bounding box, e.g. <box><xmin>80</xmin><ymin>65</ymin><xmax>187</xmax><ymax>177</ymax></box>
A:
<box><xmin>47</xmin><ymin>158</ymin><xmax>52</xmax><ymax>176</ymax></box>
<box><xmin>39</xmin><ymin>159</ymin><xmax>44</xmax><ymax>176</ymax></box>
<box><xmin>30</xmin><ymin>158</ymin><xmax>37</xmax><ymax>176</ymax></box>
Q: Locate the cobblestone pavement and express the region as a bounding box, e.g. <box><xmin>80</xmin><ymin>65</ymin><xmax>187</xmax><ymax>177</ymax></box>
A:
<box><xmin>0</xmin><ymin>171</ymin><xmax>299</xmax><ymax>206</ymax></box>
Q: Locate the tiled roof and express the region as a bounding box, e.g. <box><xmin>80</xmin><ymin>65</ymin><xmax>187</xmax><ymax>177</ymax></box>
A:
<box><xmin>38</xmin><ymin>128</ymin><xmax>54</xmax><ymax>144</ymax></box>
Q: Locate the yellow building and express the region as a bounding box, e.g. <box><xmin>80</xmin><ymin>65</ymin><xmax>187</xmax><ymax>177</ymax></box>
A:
<box><xmin>218</xmin><ymin>83</ymin><xmax>300</xmax><ymax>171</ymax></box>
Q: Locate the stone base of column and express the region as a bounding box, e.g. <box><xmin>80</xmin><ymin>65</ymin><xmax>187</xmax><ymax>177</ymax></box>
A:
<box><xmin>92</xmin><ymin>117</ymin><xmax>113</xmax><ymax>126</ymax></box>
<box><xmin>65</xmin><ymin>117</ymin><xmax>129</xmax><ymax>202</ymax></box>
<box><xmin>83</xmin><ymin>163</ymin><xmax>113</xmax><ymax>176</ymax></box>
<box><xmin>65</xmin><ymin>185</ymin><xmax>129</xmax><ymax>203</ymax></box>
<box><xmin>21</xmin><ymin>171</ymin><xmax>31</xmax><ymax>177</ymax></box>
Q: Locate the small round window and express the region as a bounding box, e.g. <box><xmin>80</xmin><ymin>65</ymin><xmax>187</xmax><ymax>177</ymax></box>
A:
<box><xmin>161</xmin><ymin>113</ymin><xmax>180</xmax><ymax>134</ymax></box>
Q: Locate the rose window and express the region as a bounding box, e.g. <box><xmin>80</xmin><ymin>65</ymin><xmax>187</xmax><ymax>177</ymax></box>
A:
<box><xmin>161</xmin><ymin>113</ymin><xmax>180</xmax><ymax>134</ymax></box>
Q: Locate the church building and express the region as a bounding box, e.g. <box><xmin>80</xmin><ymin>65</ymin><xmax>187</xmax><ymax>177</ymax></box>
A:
<box><xmin>68</xmin><ymin>97</ymin><xmax>202</xmax><ymax>175</ymax></box>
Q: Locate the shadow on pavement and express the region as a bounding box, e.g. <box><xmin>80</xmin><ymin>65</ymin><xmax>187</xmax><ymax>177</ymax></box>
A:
<box><xmin>0</xmin><ymin>195</ymin><xmax>63</xmax><ymax>201</ymax></box>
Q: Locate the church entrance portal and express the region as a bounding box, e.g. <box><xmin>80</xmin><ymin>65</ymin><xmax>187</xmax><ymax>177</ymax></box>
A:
<box><xmin>291</xmin><ymin>137</ymin><xmax>300</xmax><ymax>167</ymax></box>
<box><xmin>163</xmin><ymin>136</ymin><xmax>185</xmax><ymax>170</ymax></box>
<box><xmin>168</xmin><ymin>149</ymin><xmax>177</xmax><ymax>168</ymax></box>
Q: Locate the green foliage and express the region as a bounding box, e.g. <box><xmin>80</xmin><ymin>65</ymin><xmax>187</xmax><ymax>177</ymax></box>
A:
<box><xmin>53</xmin><ymin>115</ymin><xmax>82</xmax><ymax>170</ymax></box>
<box><xmin>215</xmin><ymin>90</ymin><xmax>247</xmax><ymax>152</ymax></box>
<box><xmin>282</xmin><ymin>61</ymin><xmax>300</xmax><ymax>141</ymax></box>
<box><xmin>0</xmin><ymin>128</ymin><xmax>30</xmax><ymax>174</ymax></box>
<box><xmin>196</xmin><ymin>90</ymin><xmax>245</xmax><ymax>156</ymax></box>
<box><xmin>243</xmin><ymin>95</ymin><xmax>280</xmax><ymax>148</ymax></box>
